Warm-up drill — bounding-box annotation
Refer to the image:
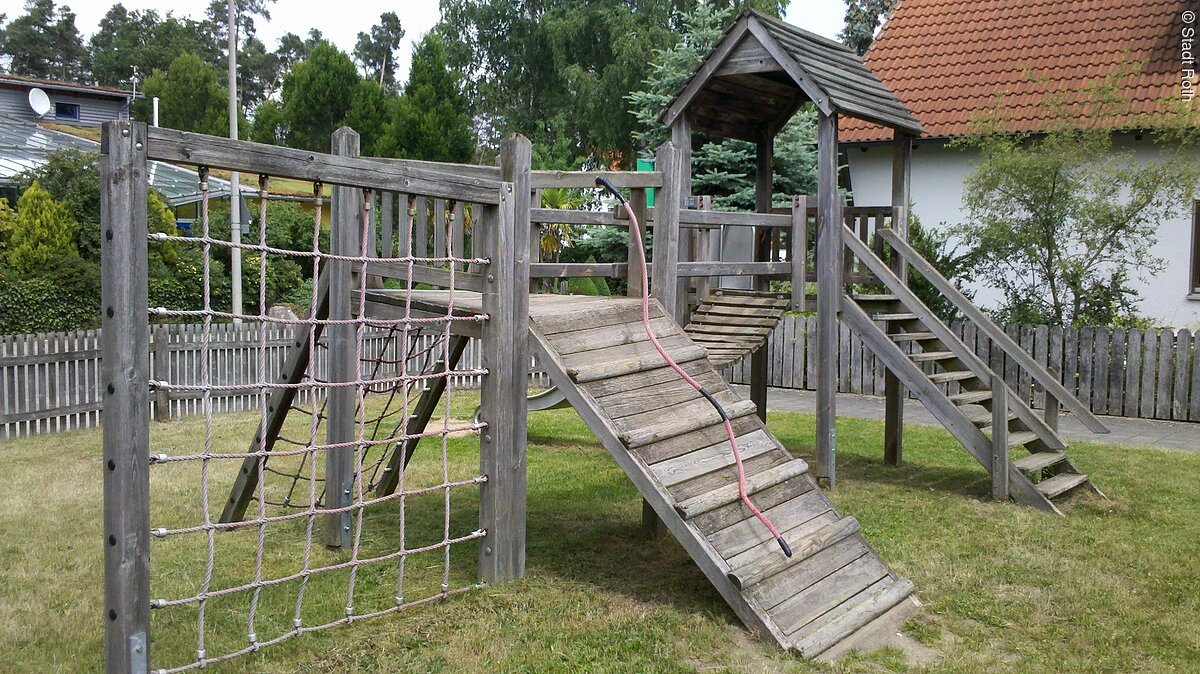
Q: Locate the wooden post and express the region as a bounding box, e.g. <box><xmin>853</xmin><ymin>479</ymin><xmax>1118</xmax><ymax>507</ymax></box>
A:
<box><xmin>324</xmin><ymin>126</ymin><xmax>360</xmax><ymax>548</ymax></box>
<box><xmin>652</xmin><ymin>141</ymin><xmax>682</xmax><ymax>322</ymax></box>
<box><xmin>815</xmin><ymin>111</ymin><xmax>840</xmax><ymax>489</ymax></box>
<box><xmin>628</xmin><ymin>187</ymin><xmax>648</xmax><ymax>299</ymax></box>
<box><xmin>884</xmin><ymin>132</ymin><xmax>913</xmax><ymax>466</ymax></box>
<box><xmin>1044</xmin><ymin>390</ymin><xmax>1061</xmax><ymax>432</ymax></box>
<box><xmin>101</xmin><ymin>119</ymin><xmax>151</xmax><ymax>674</ymax></box>
<box><xmin>152</xmin><ymin>324</ymin><xmax>171</xmax><ymax>422</ymax></box>
<box><xmin>790</xmin><ymin>195</ymin><xmax>808</xmax><ymax>312</ymax></box>
<box><xmin>991</xmin><ymin>374</ymin><xmax>1010</xmax><ymax>501</ymax></box>
<box><xmin>478</xmin><ymin>133</ymin><xmax>530</xmax><ymax>583</ymax></box>
<box><xmin>380</xmin><ymin>192</ymin><xmax>394</xmax><ymax>258</ymax></box>
<box><xmin>671</xmin><ymin>115</ymin><xmax>694</xmax><ymax>314</ymax></box>
<box><xmin>750</xmin><ymin>128</ymin><xmax>774</xmax><ymax>421</ymax></box>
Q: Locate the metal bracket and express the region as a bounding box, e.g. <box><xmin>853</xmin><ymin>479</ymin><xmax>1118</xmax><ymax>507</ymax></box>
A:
<box><xmin>129</xmin><ymin>631</ymin><xmax>148</xmax><ymax>672</ymax></box>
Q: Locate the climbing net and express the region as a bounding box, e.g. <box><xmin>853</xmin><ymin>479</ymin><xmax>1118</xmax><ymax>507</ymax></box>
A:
<box><xmin>143</xmin><ymin>170</ymin><xmax>490</xmax><ymax>671</ymax></box>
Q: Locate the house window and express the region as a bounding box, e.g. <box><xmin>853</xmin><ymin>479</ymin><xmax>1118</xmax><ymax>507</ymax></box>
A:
<box><xmin>1192</xmin><ymin>201</ymin><xmax>1200</xmax><ymax>295</ymax></box>
<box><xmin>54</xmin><ymin>102</ymin><xmax>80</xmax><ymax>120</ymax></box>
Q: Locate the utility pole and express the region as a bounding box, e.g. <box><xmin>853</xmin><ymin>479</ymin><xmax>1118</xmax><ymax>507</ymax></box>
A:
<box><xmin>227</xmin><ymin>0</ymin><xmax>243</xmax><ymax>323</ymax></box>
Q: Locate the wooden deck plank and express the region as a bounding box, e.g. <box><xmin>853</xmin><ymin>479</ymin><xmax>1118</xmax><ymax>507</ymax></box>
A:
<box><xmin>772</xmin><ymin>555</ymin><xmax>892</xmax><ymax>636</ymax></box>
<box><xmin>748</xmin><ymin>531</ymin><xmax>868</xmax><ymax>610</ymax></box>
<box><xmin>650</xmin><ymin>430</ymin><xmax>777</xmax><ymax>487</ymax></box>
<box><xmin>707</xmin><ymin>489</ymin><xmax>831</xmax><ymax>558</ymax></box>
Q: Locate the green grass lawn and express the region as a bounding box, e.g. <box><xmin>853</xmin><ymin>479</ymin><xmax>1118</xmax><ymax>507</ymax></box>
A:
<box><xmin>2</xmin><ymin>396</ymin><xmax>1198</xmax><ymax>673</ymax></box>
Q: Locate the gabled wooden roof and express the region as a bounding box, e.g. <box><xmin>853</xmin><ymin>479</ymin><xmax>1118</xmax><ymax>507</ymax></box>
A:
<box><xmin>660</xmin><ymin>10</ymin><xmax>923</xmax><ymax>141</ymax></box>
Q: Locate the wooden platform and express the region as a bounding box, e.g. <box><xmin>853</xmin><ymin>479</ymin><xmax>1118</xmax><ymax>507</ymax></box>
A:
<box><xmin>685</xmin><ymin>289</ymin><xmax>789</xmax><ymax>367</ymax></box>
<box><xmin>363</xmin><ymin>289</ymin><xmax>918</xmax><ymax>657</ymax></box>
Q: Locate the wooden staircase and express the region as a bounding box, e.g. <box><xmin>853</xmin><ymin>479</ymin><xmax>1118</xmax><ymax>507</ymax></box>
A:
<box><xmin>841</xmin><ymin>232</ymin><xmax>1104</xmax><ymax>515</ymax></box>
<box><xmin>528</xmin><ymin>297</ymin><xmax>918</xmax><ymax>657</ymax></box>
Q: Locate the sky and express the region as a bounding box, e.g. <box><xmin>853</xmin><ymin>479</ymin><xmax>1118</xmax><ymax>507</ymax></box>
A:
<box><xmin>0</xmin><ymin>0</ymin><xmax>846</xmax><ymax>83</ymax></box>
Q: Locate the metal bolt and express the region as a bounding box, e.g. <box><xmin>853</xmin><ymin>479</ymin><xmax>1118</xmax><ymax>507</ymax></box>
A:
<box><xmin>487</xmin><ymin>274</ymin><xmax>495</xmax><ymax>283</ymax></box>
<box><xmin>135</xmin><ymin>142</ymin><xmax>144</xmax><ymax>150</ymax></box>
<box><xmin>484</xmin><ymin>546</ymin><xmax>493</xmax><ymax>556</ymax></box>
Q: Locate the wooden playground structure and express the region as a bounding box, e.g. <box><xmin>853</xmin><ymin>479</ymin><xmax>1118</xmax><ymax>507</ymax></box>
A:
<box><xmin>100</xmin><ymin>11</ymin><xmax>1109</xmax><ymax>672</ymax></box>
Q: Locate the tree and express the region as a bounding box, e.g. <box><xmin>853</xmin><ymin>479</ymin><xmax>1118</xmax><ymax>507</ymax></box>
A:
<box><xmin>0</xmin><ymin>0</ymin><xmax>89</xmax><ymax>81</ymax></box>
<box><xmin>249</xmin><ymin>99</ymin><xmax>287</xmax><ymax>145</ymax></box>
<box><xmin>137</xmin><ymin>53</ymin><xmax>231</xmax><ymax>136</ymax></box>
<box><xmin>437</xmin><ymin>0</ymin><xmax>788</xmax><ymax>166</ymax></box>
<box><xmin>281</xmin><ymin>41</ymin><xmax>359</xmax><ymax>151</ymax></box>
<box><xmin>383</xmin><ymin>34</ymin><xmax>474</xmax><ymax>163</ymax></box>
<box><xmin>838</xmin><ymin>0</ymin><xmax>896</xmax><ymax>55</ymax></box>
<box><xmin>16</xmin><ymin>148</ymin><xmax>100</xmax><ymax>259</ymax></box>
<box><xmin>343</xmin><ymin>79</ymin><xmax>392</xmax><ymax>156</ymax></box>
<box><xmin>270</xmin><ymin>29</ymin><xmax>323</xmax><ymax>97</ymax></box>
<box><xmin>354</xmin><ymin>12</ymin><xmax>405</xmax><ymax>91</ymax></box>
<box><xmin>89</xmin><ymin>6</ymin><xmax>216</xmax><ymax>88</ymax></box>
<box><xmin>628</xmin><ymin>2</ymin><xmax>815</xmax><ymax>210</ymax></box>
<box><xmin>4</xmin><ymin>182</ymin><xmax>77</xmax><ymax>274</ymax></box>
<box><xmin>955</xmin><ymin>72</ymin><xmax>1200</xmax><ymax>326</ymax></box>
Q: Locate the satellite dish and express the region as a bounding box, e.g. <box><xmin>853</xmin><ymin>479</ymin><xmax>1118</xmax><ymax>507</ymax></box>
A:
<box><xmin>28</xmin><ymin>88</ymin><xmax>51</xmax><ymax>117</ymax></box>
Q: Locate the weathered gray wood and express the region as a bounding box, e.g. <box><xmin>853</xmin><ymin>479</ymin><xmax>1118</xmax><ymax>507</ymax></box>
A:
<box><xmin>325</xmin><ymin>127</ymin><xmax>360</xmax><ymax>548</ymax></box>
<box><xmin>628</xmin><ymin>187</ymin><xmax>648</xmax><ymax>303</ymax></box>
<box><xmin>101</xmin><ymin>120</ymin><xmax>152</xmax><ymax>674</ymax></box>
<box><xmin>477</xmin><ymin>133</ymin><xmax>532</xmax><ymax>584</ymax></box>
<box><xmin>568</xmin><ymin>343</ymin><xmax>708</xmax><ymax>384</ymax></box>
<box><xmin>1138</xmin><ymin>328</ymin><xmax>1156</xmax><ymax>418</ymax></box>
<box><xmin>1156</xmin><ymin>329</ymin><xmax>1173</xmax><ymax>420</ymax></box>
<box><xmin>790</xmin><ymin>196</ymin><xmax>808</xmax><ymax>312</ymax></box>
<box><xmin>709</xmin><ymin>489</ymin><xmax>830</xmax><ymax>558</ymax></box>
<box><xmin>414</xmin><ymin>196</ymin><xmax>429</xmax><ymax>258</ymax></box>
<box><xmin>363</xmin><ymin>258</ymin><xmax>486</xmax><ymax>292</ymax></box>
<box><xmin>1173</xmin><ymin>330</ymin><xmax>1191</xmax><ymax>420</ymax></box>
<box><xmin>676</xmin><ymin>460</ymin><xmax>809</xmax><ymax>520</ymax></box>
<box><xmin>793</xmin><ymin>578</ymin><xmax>914</xmax><ymax>657</ymax></box>
<box><xmin>145</xmin><ymin>126</ymin><xmax>501</xmax><ymax>203</ymax></box>
<box><xmin>623</xmin><ymin>399</ymin><xmax>759</xmax><ymax>448</ymax></box>
<box><xmin>1191</xmin><ymin>331</ymin><xmax>1200</xmax><ymax>421</ymax></box>
<box><xmin>1109</xmin><ymin>327</ymin><xmax>1126</xmax><ymax>417</ymax></box>
<box><xmin>650</xmin><ymin>430</ymin><xmax>777</xmax><ymax>487</ymax></box>
<box><xmin>772</xmin><ymin>554</ymin><xmax>891</xmax><ymax>636</ymax></box>
<box><xmin>991</xmin><ymin>374</ymin><xmax>1009</xmax><ymax>502</ymax></box>
<box><xmin>652</xmin><ymin>142</ymin><xmax>684</xmax><ymax>322</ymax></box>
<box><xmin>152</xmin><ymin>325</ymin><xmax>171</xmax><ymax>422</ymax></box>
<box><xmin>530</xmin><ymin>170</ymin><xmax>662</xmax><ymax>189</ymax></box>
<box><xmin>815</xmin><ymin>111</ymin><xmax>840</xmax><ymax>488</ymax></box>
<box><xmin>634</xmin><ymin>414</ymin><xmax>762</xmax><ymax>466</ymax></box>
<box><xmin>730</xmin><ymin>515</ymin><xmax>860</xmax><ymax>590</ymax></box>
<box><xmin>380</xmin><ymin>192</ymin><xmax>394</xmax><ymax>258</ymax></box>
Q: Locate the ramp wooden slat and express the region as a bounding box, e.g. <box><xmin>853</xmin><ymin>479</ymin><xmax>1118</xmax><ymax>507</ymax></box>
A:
<box><xmin>368</xmin><ymin>291</ymin><xmax>915</xmax><ymax>656</ymax></box>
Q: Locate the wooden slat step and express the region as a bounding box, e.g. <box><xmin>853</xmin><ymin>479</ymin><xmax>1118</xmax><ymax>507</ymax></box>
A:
<box><xmin>729</xmin><ymin>516</ymin><xmax>860</xmax><ymax>590</ymax></box>
<box><xmin>549</xmin><ymin>316</ymin><xmax>678</xmax><ymax>356</ymax></box>
<box><xmin>949</xmin><ymin>390</ymin><xmax>992</xmax><ymax>404</ymax></box>
<box><xmin>708</xmin><ymin>490</ymin><xmax>831</xmax><ymax>558</ymax></box>
<box><xmin>928</xmin><ymin>370</ymin><xmax>977</xmax><ymax>383</ymax></box>
<box><xmin>890</xmin><ymin>331</ymin><xmax>938</xmax><ymax>342</ymax></box>
<box><xmin>675</xmin><ymin>460</ymin><xmax>809</xmax><ymax>520</ymax></box>
<box><xmin>910</xmin><ymin>350</ymin><xmax>956</xmax><ymax>362</ymax></box>
<box><xmin>649</xmin><ymin>430</ymin><xmax>776</xmax><ymax>487</ymax></box>
<box><xmin>622</xmin><ymin>399</ymin><xmax>758</xmax><ymax>448</ymax></box>
<box><xmin>1036</xmin><ymin>472</ymin><xmax>1089</xmax><ymax>499</ymax></box>
<box><xmin>772</xmin><ymin>555</ymin><xmax>892</xmax><ymax>636</ymax></box>
<box><xmin>568</xmin><ymin>344</ymin><xmax>707</xmax><ymax>383</ymax></box>
<box><xmin>851</xmin><ymin>294</ymin><xmax>898</xmax><ymax>303</ymax></box>
<box><xmin>871</xmin><ymin>312</ymin><xmax>918</xmax><ymax>321</ymax></box>
<box><xmin>1003</xmin><ymin>431</ymin><xmax>1039</xmax><ymax>448</ymax></box>
<box><xmin>791</xmin><ymin>579</ymin><xmax>915</xmax><ymax>658</ymax></box>
<box><xmin>964</xmin><ymin>408</ymin><xmax>1017</xmax><ymax>426</ymax></box>
<box><xmin>1013</xmin><ymin>451</ymin><xmax>1068</xmax><ymax>473</ymax></box>
<box><xmin>614</xmin><ymin>389</ymin><xmax>741</xmax><ymax>431</ymax></box>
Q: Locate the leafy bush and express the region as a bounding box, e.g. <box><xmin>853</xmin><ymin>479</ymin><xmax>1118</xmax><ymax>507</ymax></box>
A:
<box><xmin>0</xmin><ymin>256</ymin><xmax>100</xmax><ymax>333</ymax></box>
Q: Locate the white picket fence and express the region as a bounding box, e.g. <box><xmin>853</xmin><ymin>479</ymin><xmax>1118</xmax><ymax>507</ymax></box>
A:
<box><xmin>0</xmin><ymin>324</ymin><xmax>550</xmax><ymax>439</ymax></box>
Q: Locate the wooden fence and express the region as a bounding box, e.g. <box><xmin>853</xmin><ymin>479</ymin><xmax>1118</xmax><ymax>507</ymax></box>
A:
<box><xmin>1</xmin><ymin>324</ymin><xmax>551</xmax><ymax>439</ymax></box>
<box><xmin>726</xmin><ymin>316</ymin><xmax>1200</xmax><ymax>423</ymax></box>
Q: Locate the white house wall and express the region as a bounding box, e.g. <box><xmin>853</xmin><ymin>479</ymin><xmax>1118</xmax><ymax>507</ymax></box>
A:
<box><xmin>846</xmin><ymin>135</ymin><xmax>1200</xmax><ymax>328</ymax></box>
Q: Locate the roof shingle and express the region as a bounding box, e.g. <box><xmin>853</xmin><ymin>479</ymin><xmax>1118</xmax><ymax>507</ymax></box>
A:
<box><xmin>840</xmin><ymin>0</ymin><xmax>1196</xmax><ymax>142</ymax></box>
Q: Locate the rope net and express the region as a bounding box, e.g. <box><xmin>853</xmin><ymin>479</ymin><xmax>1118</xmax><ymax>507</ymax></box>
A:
<box><xmin>145</xmin><ymin>171</ymin><xmax>489</xmax><ymax>672</ymax></box>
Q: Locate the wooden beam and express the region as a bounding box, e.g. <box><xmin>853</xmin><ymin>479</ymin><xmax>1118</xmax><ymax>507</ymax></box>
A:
<box><xmin>884</xmin><ymin>132</ymin><xmax>912</xmax><ymax>466</ymax></box>
<box><xmin>661</xmin><ymin>15</ymin><xmax>753</xmax><ymax>128</ymax></box>
<box><xmin>145</xmin><ymin>126</ymin><xmax>502</xmax><ymax>204</ymax></box>
<box><xmin>672</xmin><ymin>116</ymin><xmax>694</xmax><ymax>319</ymax></box>
<box><xmin>745</xmin><ymin>19</ymin><xmax>833</xmax><ymax>116</ymax></box>
<box><xmin>101</xmin><ymin>119</ymin><xmax>152</xmax><ymax>674</ymax></box>
<box><xmin>652</xmin><ymin>142</ymin><xmax>684</xmax><ymax>323</ymax></box>
<box><xmin>477</xmin><ymin>134</ymin><xmax>531</xmax><ymax>583</ymax></box>
<box><xmin>815</xmin><ymin>111</ymin><xmax>840</xmax><ymax>488</ymax></box>
<box><xmin>991</xmin><ymin>374</ymin><xmax>1010</xmax><ymax>502</ymax></box>
<box><xmin>324</xmin><ymin>127</ymin><xmax>360</xmax><ymax>548</ymax></box>
<box><xmin>531</xmin><ymin>170</ymin><xmax>662</xmax><ymax>190</ymax></box>
<box><xmin>750</xmin><ymin>128</ymin><xmax>774</xmax><ymax>422</ymax></box>
<box><xmin>791</xmin><ymin>195</ymin><xmax>808</xmax><ymax>312</ymax></box>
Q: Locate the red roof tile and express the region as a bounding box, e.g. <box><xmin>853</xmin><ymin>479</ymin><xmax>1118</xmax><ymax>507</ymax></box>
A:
<box><xmin>840</xmin><ymin>0</ymin><xmax>1196</xmax><ymax>142</ymax></box>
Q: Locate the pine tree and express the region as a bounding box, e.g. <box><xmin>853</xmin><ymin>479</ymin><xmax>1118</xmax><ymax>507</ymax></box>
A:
<box><xmin>137</xmin><ymin>53</ymin><xmax>231</xmax><ymax>137</ymax></box>
<box><xmin>384</xmin><ymin>34</ymin><xmax>474</xmax><ymax>163</ymax></box>
<box><xmin>0</xmin><ymin>0</ymin><xmax>89</xmax><ymax>81</ymax></box>
<box><xmin>281</xmin><ymin>42</ymin><xmax>360</xmax><ymax>151</ymax></box>
<box><xmin>5</xmin><ymin>182</ymin><xmax>78</xmax><ymax>274</ymax></box>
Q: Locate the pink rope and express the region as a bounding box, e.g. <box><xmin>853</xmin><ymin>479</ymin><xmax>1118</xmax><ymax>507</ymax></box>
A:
<box><xmin>618</xmin><ymin>196</ymin><xmax>791</xmax><ymax>557</ymax></box>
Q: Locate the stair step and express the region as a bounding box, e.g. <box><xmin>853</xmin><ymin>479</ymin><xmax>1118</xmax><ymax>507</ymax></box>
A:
<box><xmin>1013</xmin><ymin>451</ymin><xmax>1068</xmax><ymax>473</ymax></box>
<box><xmin>949</xmin><ymin>390</ymin><xmax>992</xmax><ymax>405</ymax></box>
<box><xmin>965</xmin><ymin>409</ymin><xmax>1017</xmax><ymax>426</ymax></box>
<box><xmin>1004</xmin><ymin>431</ymin><xmax>1039</xmax><ymax>448</ymax></box>
<box><xmin>852</xmin><ymin>294</ymin><xmax>898</xmax><ymax>303</ymax></box>
<box><xmin>675</xmin><ymin>460</ymin><xmax>809</xmax><ymax>520</ymax></box>
<box><xmin>1036</xmin><ymin>472</ymin><xmax>1089</xmax><ymax>499</ymax></box>
<box><xmin>890</xmin><ymin>332</ymin><xmax>938</xmax><ymax>342</ymax></box>
<box><xmin>928</xmin><ymin>370</ymin><xmax>977</xmax><ymax>383</ymax></box>
<box><xmin>871</xmin><ymin>312</ymin><xmax>918</xmax><ymax>322</ymax></box>
<box><xmin>910</xmin><ymin>350</ymin><xmax>956</xmax><ymax>362</ymax></box>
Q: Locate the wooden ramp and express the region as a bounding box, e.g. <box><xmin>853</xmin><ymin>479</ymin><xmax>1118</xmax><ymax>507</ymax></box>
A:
<box><xmin>684</xmin><ymin>289</ymin><xmax>789</xmax><ymax>368</ymax></box>
<box><xmin>524</xmin><ymin>295</ymin><xmax>918</xmax><ymax>657</ymax></box>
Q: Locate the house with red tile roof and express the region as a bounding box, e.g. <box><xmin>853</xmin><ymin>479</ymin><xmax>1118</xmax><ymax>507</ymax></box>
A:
<box><xmin>841</xmin><ymin>0</ymin><xmax>1199</xmax><ymax>326</ymax></box>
